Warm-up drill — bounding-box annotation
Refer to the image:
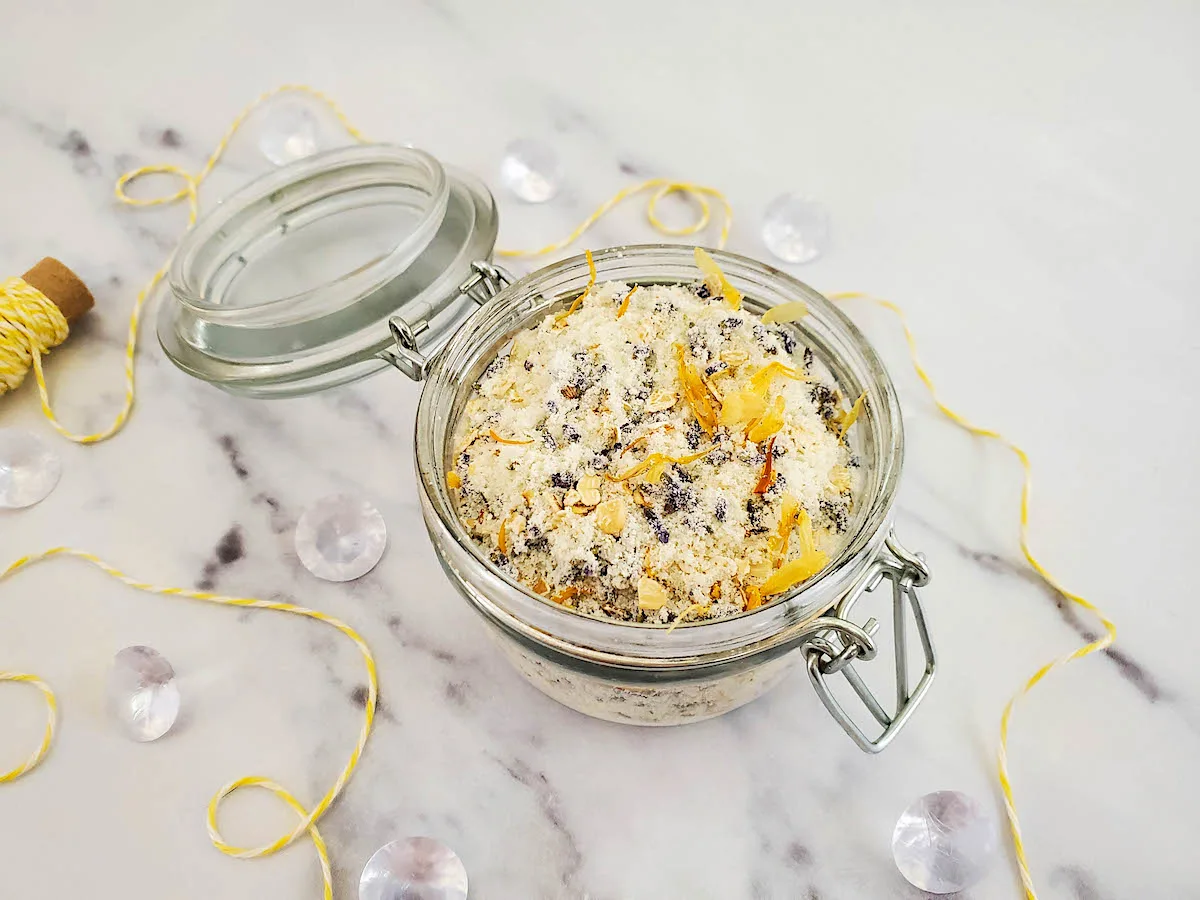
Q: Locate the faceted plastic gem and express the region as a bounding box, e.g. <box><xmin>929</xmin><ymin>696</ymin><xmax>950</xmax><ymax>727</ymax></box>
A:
<box><xmin>258</xmin><ymin>101</ymin><xmax>320</xmax><ymax>166</ymax></box>
<box><xmin>892</xmin><ymin>790</ymin><xmax>998</xmax><ymax>894</ymax></box>
<box><xmin>761</xmin><ymin>193</ymin><xmax>831</xmax><ymax>264</ymax></box>
<box><xmin>0</xmin><ymin>428</ymin><xmax>62</xmax><ymax>509</ymax></box>
<box><xmin>295</xmin><ymin>494</ymin><xmax>387</xmax><ymax>582</ymax></box>
<box><xmin>499</xmin><ymin>139</ymin><xmax>562</xmax><ymax>203</ymax></box>
<box><xmin>360</xmin><ymin>837</ymin><xmax>468</xmax><ymax>900</ymax></box>
<box><xmin>106</xmin><ymin>646</ymin><xmax>181</xmax><ymax>742</ymax></box>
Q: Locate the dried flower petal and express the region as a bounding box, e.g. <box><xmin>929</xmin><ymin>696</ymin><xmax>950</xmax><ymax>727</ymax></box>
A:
<box><xmin>760</xmin><ymin>301</ymin><xmax>809</xmax><ymax>324</ymax></box>
<box><xmin>595</xmin><ymin>498</ymin><xmax>627</xmax><ymax>534</ymax></box>
<box><xmin>637</xmin><ymin>576</ymin><xmax>670</xmax><ymax>610</ymax></box>
<box><xmin>555</xmin><ymin>249</ymin><xmax>598</xmax><ymax>324</ymax></box>
<box><xmin>749</xmin><ymin>362</ymin><xmax>804</xmax><ymax>394</ymax></box>
<box><xmin>718</xmin><ymin>389</ymin><xmax>767</xmax><ymax>426</ymax></box>
<box><xmin>759</xmin><ymin>551</ymin><xmax>828</xmax><ymax>595</ymax></box>
<box><xmin>829</xmin><ymin>466</ymin><xmax>851</xmax><ymax>493</ymax></box>
<box><xmin>694</xmin><ymin>247</ymin><xmax>742</xmax><ymax>310</ymax></box>
<box><xmin>743</xmin><ymin>585</ymin><xmax>763</xmax><ymax>611</ymax></box>
<box><xmin>747</xmin><ymin>395</ymin><xmax>786</xmax><ymax>442</ymax></box>
<box><xmin>610</xmin><ymin>446</ymin><xmax>715</xmax><ymax>483</ymax></box>
<box><xmin>616</xmin><ymin>285</ymin><xmax>639</xmax><ymax>318</ymax></box>
<box><xmin>446</xmin><ymin>471</ymin><xmax>462</xmax><ymax>489</ymax></box>
<box><xmin>753</xmin><ymin>437</ymin><xmax>777</xmax><ymax>494</ymax></box>
<box><xmin>667</xmin><ymin>602</ymin><xmax>712</xmax><ymax>632</ymax></box>
<box><xmin>489</xmin><ymin>428</ymin><xmax>534</xmax><ymax>445</ymax></box>
<box><xmin>839</xmin><ymin>391</ymin><xmax>867</xmax><ymax>438</ymax></box>
<box><xmin>552</xmin><ymin>585</ymin><xmax>579</xmax><ymax>604</ymax></box>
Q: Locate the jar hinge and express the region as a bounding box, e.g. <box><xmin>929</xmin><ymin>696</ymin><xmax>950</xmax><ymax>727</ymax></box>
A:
<box><xmin>802</xmin><ymin>528</ymin><xmax>935</xmax><ymax>753</ymax></box>
<box><xmin>381</xmin><ymin>261</ymin><xmax>514</xmax><ymax>381</ymax></box>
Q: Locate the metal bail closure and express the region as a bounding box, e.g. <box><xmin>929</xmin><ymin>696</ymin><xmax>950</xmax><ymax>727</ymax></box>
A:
<box><xmin>382</xmin><ymin>262</ymin><xmax>513</xmax><ymax>381</ymax></box>
<box><xmin>803</xmin><ymin>529</ymin><xmax>936</xmax><ymax>752</ymax></box>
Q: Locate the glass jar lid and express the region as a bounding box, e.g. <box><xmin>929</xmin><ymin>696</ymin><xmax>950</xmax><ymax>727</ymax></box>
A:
<box><xmin>158</xmin><ymin>144</ymin><xmax>498</xmax><ymax>397</ymax></box>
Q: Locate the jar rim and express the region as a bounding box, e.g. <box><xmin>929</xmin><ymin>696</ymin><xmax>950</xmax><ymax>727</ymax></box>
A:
<box><xmin>158</xmin><ymin>144</ymin><xmax>498</xmax><ymax>397</ymax></box>
<box><xmin>415</xmin><ymin>244</ymin><xmax>905</xmax><ymax>664</ymax></box>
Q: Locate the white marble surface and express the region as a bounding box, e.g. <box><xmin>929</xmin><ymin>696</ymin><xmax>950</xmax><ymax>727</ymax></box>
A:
<box><xmin>2</xmin><ymin>2</ymin><xmax>1198</xmax><ymax>898</ymax></box>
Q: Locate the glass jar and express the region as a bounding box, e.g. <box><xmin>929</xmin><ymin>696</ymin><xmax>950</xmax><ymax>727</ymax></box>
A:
<box><xmin>160</xmin><ymin>145</ymin><xmax>935</xmax><ymax>751</ymax></box>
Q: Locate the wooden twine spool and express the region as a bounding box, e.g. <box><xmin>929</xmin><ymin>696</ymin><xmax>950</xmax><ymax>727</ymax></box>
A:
<box><xmin>0</xmin><ymin>258</ymin><xmax>94</xmax><ymax>397</ymax></box>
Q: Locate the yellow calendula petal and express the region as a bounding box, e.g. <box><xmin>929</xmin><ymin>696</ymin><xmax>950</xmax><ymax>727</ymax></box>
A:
<box><xmin>497</xmin><ymin>518</ymin><xmax>509</xmax><ymax>555</ymax></box>
<box><xmin>675</xmin><ymin>344</ymin><xmax>719</xmax><ymax>434</ymax></box>
<box><xmin>750</xmin><ymin>362</ymin><xmax>804</xmax><ymax>394</ymax></box>
<box><xmin>616</xmin><ymin>285</ymin><xmax>638</xmax><ymax>318</ymax></box>
<box><xmin>753</xmin><ymin>437</ymin><xmax>777</xmax><ymax>494</ymax></box>
<box><xmin>746</xmin><ymin>395</ymin><xmax>786</xmax><ymax>442</ymax></box>
<box><xmin>446</xmin><ymin>471</ymin><xmax>462</xmax><ymax>489</ymax></box>
<box><xmin>717</xmin><ymin>389</ymin><xmax>767</xmax><ymax>426</ymax></box>
<box><xmin>796</xmin><ymin>508</ymin><xmax>816</xmax><ymax>555</ymax></box>
<box><xmin>743</xmin><ymin>584</ymin><xmax>764</xmax><ymax>611</ymax></box>
<box><xmin>776</xmin><ymin>494</ymin><xmax>800</xmax><ymax>559</ymax></box>
<box><xmin>555</xmin><ymin>249</ymin><xmax>598</xmax><ymax>324</ymax></box>
<box><xmin>761</xmin><ymin>301</ymin><xmax>809</xmax><ymax>324</ymax></box>
<box><xmin>693</xmin><ymin>247</ymin><xmax>742</xmax><ymax>310</ymax></box>
<box><xmin>839</xmin><ymin>391</ymin><xmax>867</xmax><ymax>438</ymax></box>
<box><xmin>488</xmin><ymin>428</ymin><xmax>533</xmax><ymax>445</ymax></box>
<box><xmin>610</xmin><ymin>446</ymin><xmax>716</xmax><ymax>483</ymax></box>
<box><xmin>759</xmin><ymin>551</ymin><xmax>828</xmax><ymax>595</ymax></box>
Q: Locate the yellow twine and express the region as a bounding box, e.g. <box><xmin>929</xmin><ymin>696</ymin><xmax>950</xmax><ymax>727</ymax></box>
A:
<box><xmin>496</xmin><ymin>178</ymin><xmax>732</xmax><ymax>258</ymax></box>
<box><xmin>829</xmin><ymin>292</ymin><xmax>1117</xmax><ymax>900</ymax></box>
<box><xmin>0</xmin><ymin>548</ymin><xmax>378</xmax><ymax>900</ymax></box>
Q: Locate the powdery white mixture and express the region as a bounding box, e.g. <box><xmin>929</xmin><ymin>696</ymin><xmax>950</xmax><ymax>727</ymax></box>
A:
<box><xmin>450</xmin><ymin>274</ymin><xmax>861</xmax><ymax>624</ymax></box>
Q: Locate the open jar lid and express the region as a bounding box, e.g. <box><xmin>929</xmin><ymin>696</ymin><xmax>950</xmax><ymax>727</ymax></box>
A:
<box><xmin>158</xmin><ymin>144</ymin><xmax>499</xmax><ymax>397</ymax></box>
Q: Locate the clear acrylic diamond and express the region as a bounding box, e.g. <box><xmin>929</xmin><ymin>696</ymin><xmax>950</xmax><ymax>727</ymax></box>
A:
<box><xmin>761</xmin><ymin>193</ymin><xmax>830</xmax><ymax>264</ymax></box>
<box><xmin>500</xmin><ymin>139</ymin><xmax>562</xmax><ymax>203</ymax></box>
<box><xmin>295</xmin><ymin>494</ymin><xmax>387</xmax><ymax>582</ymax></box>
<box><xmin>106</xmin><ymin>646</ymin><xmax>180</xmax><ymax>742</ymax></box>
<box><xmin>0</xmin><ymin>428</ymin><xmax>61</xmax><ymax>509</ymax></box>
<box><xmin>258</xmin><ymin>101</ymin><xmax>320</xmax><ymax>166</ymax></box>
<box><xmin>892</xmin><ymin>790</ymin><xmax>998</xmax><ymax>894</ymax></box>
<box><xmin>360</xmin><ymin>837</ymin><xmax>468</xmax><ymax>900</ymax></box>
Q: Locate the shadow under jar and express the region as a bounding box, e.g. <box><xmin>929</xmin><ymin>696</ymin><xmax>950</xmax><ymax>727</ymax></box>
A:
<box><xmin>159</xmin><ymin>144</ymin><xmax>935</xmax><ymax>752</ymax></box>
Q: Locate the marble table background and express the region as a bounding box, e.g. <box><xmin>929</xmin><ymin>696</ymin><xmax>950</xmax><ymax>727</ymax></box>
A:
<box><xmin>2</xmin><ymin>1</ymin><xmax>1198</xmax><ymax>897</ymax></box>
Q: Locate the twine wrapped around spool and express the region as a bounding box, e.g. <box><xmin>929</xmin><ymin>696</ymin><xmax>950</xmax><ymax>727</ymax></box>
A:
<box><xmin>0</xmin><ymin>258</ymin><xmax>94</xmax><ymax>395</ymax></box>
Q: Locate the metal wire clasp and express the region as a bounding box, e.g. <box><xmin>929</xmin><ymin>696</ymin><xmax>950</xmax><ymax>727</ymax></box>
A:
<box><xmin>381</xmin><ymin>261</ymin><xmax>514</xmax><ymax>381</ymax></box>
<box><xmin>803</xmin><ymin>528</ymin><xmax>936</xmax><ymax>753</ymax></box>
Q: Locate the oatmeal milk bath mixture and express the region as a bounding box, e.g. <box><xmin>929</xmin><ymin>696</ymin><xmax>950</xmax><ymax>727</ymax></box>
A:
<box><xmin>449</xmin><ymin>251</ymin><xmax>865</xmax><ymax>624</ymax></box>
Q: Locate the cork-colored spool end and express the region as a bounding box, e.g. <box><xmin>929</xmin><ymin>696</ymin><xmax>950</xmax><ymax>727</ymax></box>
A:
<box><xmin>22</xmin><ymin>258</ymin><xmax>94</xmax><ymax>325</ymax></box>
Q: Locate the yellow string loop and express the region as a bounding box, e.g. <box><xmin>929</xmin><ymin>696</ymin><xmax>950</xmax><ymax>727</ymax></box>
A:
<box><xmin>829</xmin><ymin>291</ymin><xmax>1117</xmax><ymax>900</ymax></box>
<box><xmin>0</xmin><ymin>673</ymin><xmax>57</xmax><ymax>783</ymax></box>
<box><xmin>0</xmin><ymin>547</ymin><xmax>377</xmax><ymax>900</ymax></box>
<box><xmin>496</xmin><ymin>177</ymin><xmax>732</xmax><ymax>258</ymax></box>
